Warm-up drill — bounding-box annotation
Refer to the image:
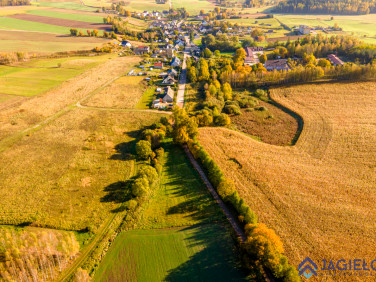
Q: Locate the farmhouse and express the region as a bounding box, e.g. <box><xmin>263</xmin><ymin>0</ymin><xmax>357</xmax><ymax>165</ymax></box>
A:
<box><xmin>265</xmin><ymin>59</ymin><xmax>290</xmax><ymax>71</ymax></box>
<box><xmin>162</xmin><ymin>75</ymin><xmax>176</xmax><ymax>85</ymax></box>
<box><xmin>171</xmin><ymin>57</ymin><xmax>181</xmax><ymax>67</ymax></box>
<box><xmin>154</xmin><ymin>62</ymin><xmax>164</xmax><ymax>69</ymax></box>
<box><xmin>328</xmin><ymin>54</ymin><xmax>344</xmax><ymax>66</ymax></box>
<box><xmin>162</xmin><ymin>86</ymin><xmax>174</xmax><ymax>103</ymax></box>
<box><xmin>134</xmin><ymin>46</ymin><xmax>150</xmax><ymax>55</ymax></box>
<box><xmin>244</xmin><ymin>47</ymin><xmax>264</xmax><ymax>66</ymax></box>
<box><xmin>299</xmin><ymin>25</ymin><xmax>311</xmax><ymax>35</ymax></box>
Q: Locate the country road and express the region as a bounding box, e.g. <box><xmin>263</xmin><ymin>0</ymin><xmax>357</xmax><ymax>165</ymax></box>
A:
<box><xmin>176</xmin><ymin>36</ymin><xmax>191</xmax><ymax>108</ymax></box>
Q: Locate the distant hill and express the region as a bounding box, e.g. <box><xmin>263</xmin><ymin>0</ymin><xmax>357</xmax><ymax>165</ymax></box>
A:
<box><xmin>273</xmin><ymin>0</ymin><xmax>376</xmax><ymax>15</ymax></box>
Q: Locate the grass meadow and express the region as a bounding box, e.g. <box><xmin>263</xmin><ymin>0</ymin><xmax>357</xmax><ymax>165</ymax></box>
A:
<box><xmin>95</xmin><ymin>141</ymin><xmax>245</xmax><ymax>281</ymax></box>
<box><xmin>135</xmin><ymin>86</ymin><xmax>155</xmax><ymax>109</ymax></box>
<box><xmin>28</xmin><ymin>9</ymin><xmax>104</xmax><ymax>23</ymax></box>
<box><xmin>0</xmin><ymin>55</ymin><xmax>112</xmax><ymax>97</ymax></box>
<box><xmin>94</xmin><ymin>225</ymin><xmax>245</xmax><ymax>282</ymax></box>
<box><xmin>198</xmin><ymin>81</ymin><xmax>376</xmax><ymax>275</ymax></box>
<box><xmin>37</xmin><ymin>1</ymin><xmax>97</xmax><ymax>11</ymax></box>
<box><xmin>84</xmin><ymin>76</ymin><xmax>146</xmax><ymax>109</ymax></box>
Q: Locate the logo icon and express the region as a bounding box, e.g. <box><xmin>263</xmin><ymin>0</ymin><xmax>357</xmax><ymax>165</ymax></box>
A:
<box><xmin>299</xmin><ymin>257</ymin><xmax>318</xmax><ymax>279</ymax></box>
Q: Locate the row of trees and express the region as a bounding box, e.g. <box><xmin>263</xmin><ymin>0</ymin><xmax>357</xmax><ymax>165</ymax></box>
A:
<box><xmin>274</xmin><ymin>0</ymin><xmax>376</xmax><ymax>14</ymax></box>
<box><xmin>0</xmin><ymin>0</ymin><xmax>29</xmax><ymax>6</ymax></box>
<box><xmin>169</xmin><ymin>108</ymin><xmax>299</xmax><ymax>281</ymax></box>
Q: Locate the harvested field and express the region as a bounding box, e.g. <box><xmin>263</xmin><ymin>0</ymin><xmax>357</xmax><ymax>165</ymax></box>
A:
<box><xmin>0</xmin><ymin>56</ymin><xmax>141</xmax><ymax>145</ymax></box>
<box><xmin>0</xmin><ymin>109</ymin><xmax>166</xmax><ymax>230</ymax></box>
<box><xmin>83</xmin><ymin>76</ymin><xmax>145</xmax><ymax>109</ymax></box>
<box><xmin>231</xmin><ymin>100</ymin><xmax>299</xmax><ymax>146</ymax></box>
<box><xmin>198</xmin><ymin>81</ymin><xmax>376</xmax><ymax>278</ymax></box>
<box><xmin>8</xmin><ymin>14</ymin><xmax>112</xmax><ymax>31</ymax></box>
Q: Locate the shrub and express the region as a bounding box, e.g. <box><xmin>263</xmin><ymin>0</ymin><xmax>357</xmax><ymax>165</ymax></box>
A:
<box><xmin>136</xmin><ymin>140</ymin><xmax>152</xmax><ymax>160</ymax></box>
<box><xmin>214</xmin><ymin>113</ymin><xmax>231</xmax><ymax>126</ymax></box>
<box><xmin>155</xmin><ymin>147</ymin><xmax>164</xmax><ymax>162</ymax></box>
<box><xmin>255</xmin><ymin>106</ymin><xmax>267</xmax><ymax>112</ymax></box>
<box><xmin>217</xmin><ymin>179</ymin><xmax>236</xmax><ymax>201</ymax></box>
<box><xmin>131</xmin><ymin>176</ymin><xmax>149</xmax><ymax>197</ymax></box>
<box><xmin>138</xmin><ymin>165</ymin><xmax>159</xmax><ymax>186</ymax></box>
<box><xmin>253</xmin><ymin>89</ymin><xmax>267</xmax><ymax>98</ymax></box>
<box><xmin>223</xmin><ymin>104</ymin><xmax>241</xmax><ymax>115</ymax></box>
<box><xmin>125</xmin><ymin>199</ymin><xmax>138</xmax><ymax>211</ymax></box>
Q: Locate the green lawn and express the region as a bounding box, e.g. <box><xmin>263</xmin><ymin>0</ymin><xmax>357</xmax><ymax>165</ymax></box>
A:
<box><xmin>0</xmin><ymin>17</ymin><xmax>70</xmax><ymax>34</ymax></box>
<box><xmin>37</xmin><ymin>1</ymin><xmax>97</xmax><ymax>11</ymax></box>
<box><xmin>27</xmin><ymin>9</ymin><xmax>104</xmax><ymax>23</ymax></box>
<box><xmin>0</xmin><ymin>55</ymin><xmax>111</xmax><ymax>96</ymax></box>
<box><xmin>94</xmin><ymin>225</ymin><xmax>245</xmax><ymax>282</ymax></box>
<box><xmin>135</xmin><ymin>86</ymin><xmax>155</xmax><ymax>109</ymax></box>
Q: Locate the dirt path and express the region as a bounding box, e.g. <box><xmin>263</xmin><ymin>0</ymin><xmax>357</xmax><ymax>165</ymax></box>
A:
<box><xmin>183</xmin><ymin>145</ymin><xmax>247</xmax><ymax>242</ymax></box>
<box><xmin>76</xmin><ymin>101</ymin><xmax>172</xmax><ymax>114</ymax></box>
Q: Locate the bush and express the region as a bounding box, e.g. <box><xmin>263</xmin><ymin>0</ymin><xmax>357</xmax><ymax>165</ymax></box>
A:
<box><xmin>238</xmin><ymin>98</ymin><xmax>258</xmax><ymax>108</ymax></box>
<box><xmin>214</xmin><ymin>113</ymin><xmax>231</xmax><ymax>126</ymax></box>
<box><xmin>255</xmin><ymin>106</ymin><xmax>267</xmax><ymax>112</ymax></box>
<box><xmin>253</xmin><ymin>89</ymin><xmax>267</xmax><ymax>98</ymax></box>
<box><xmin>138</xmin><ymin>165</ymin><xmax>159</xmax><ymax>186</ymax></box>
<box><xmin>217</xmin><ymin>179</ymin><xmax>236</xmax><ymax>201</ymax></box>
<box><xmin>155</xmin><ymin>147</ymin><xmax>165</xmax><ymax>162</ymax></box>
<box><xmin>136</xmin><ymin>140</ymin><xmax>152</xmax><ymax>160</ymax></box>
<box><xmin>223</xmin><ymin>104</ymin><xmax>241</xmax><ymax>115</ymax></box>
<box><xmin>125</xmin><ymin>199</ymin><xmax>138</xmax><ymax>211</ymax></box>
<box><xmin>131</xmin><ymin>176</ymin><xmax>149</xmax><ymax>197</ymax></box>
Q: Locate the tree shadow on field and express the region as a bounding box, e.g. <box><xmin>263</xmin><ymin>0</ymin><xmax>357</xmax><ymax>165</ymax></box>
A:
<box><xmin>163</xmin><ymin>142</ymin><xmax>224</xmax><ymax>224</ymax></box>
<box><xmin>164</xmin><ymin>224</ymin><xmax>247</xmax><ymax>282</ymax></box>
<box><xmin>103</xmin><ymin>138</ymin><xmax>137</xmax><ymax>213</ymax></box>
<box><xmin>100</xmin><ymin>180</ymin><xmax>133</xmax><ymax>213</ymax></box>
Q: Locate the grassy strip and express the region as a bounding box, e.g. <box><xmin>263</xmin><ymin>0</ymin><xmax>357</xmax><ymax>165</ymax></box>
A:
<box><xmin>135</xmin><ymin>86</ymin><xmax>155</xmax><ymax>109</ymax></box>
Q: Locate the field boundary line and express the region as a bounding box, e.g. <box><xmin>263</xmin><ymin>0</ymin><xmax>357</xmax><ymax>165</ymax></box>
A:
<box><xmin>182</xmin><ymin>145</ymin><xmax>247</xmax><ymax>242</ymax></box>
<box><xmin>76</xmin><ymin>102</ymin><xmax>172</xmax><ymax>114</ymax></box>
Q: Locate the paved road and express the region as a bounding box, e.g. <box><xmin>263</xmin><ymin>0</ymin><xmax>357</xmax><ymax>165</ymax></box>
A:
<box><xmin>176</xmin><ymin>37</ymin><xmax>191</xmax><ymax>108</ymax></box>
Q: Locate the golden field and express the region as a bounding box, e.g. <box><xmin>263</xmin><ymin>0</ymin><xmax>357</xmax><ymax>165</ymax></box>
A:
<box><xmin>198</xmin><ymin>81</ymin><xmax>376</xmax><ymax>279</ymax></box>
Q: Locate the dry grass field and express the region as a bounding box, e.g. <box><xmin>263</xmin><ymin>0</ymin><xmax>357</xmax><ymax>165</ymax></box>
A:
<box><xmin>231</xmin><ymin>100</ymin><xmax>299</xmax><ymax>146</ymax></box>
<box><xmin>198</xmin><ymin>81</ymin><xmax>376</xmax><ymax>278</ymax></box>
<box><xmin>83</xmin><ymin>76</ymin><xmax>146</xmax><ymax>109</ymax></box>
<box><xmin>0</xmin><ymin>56</ymin><xmax>141</xmax><ymax>145</ymax></box>
<box><xmin>0</xmin><ymin>109</ymin><xmax>165</xmax><ymax>230</ymax></box>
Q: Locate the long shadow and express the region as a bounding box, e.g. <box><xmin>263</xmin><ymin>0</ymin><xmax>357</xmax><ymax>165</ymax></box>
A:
<box><xmin>162</xmin><ymin>142</ymin><xmax>224</xmax><ymax>223</ymax></box>
<box><xmin>102</xmin><ymin>138</ymin><xmax>137</xmax><ymax>213</ymax></box>
<box><xmin>164</xmin><ymin>224</ymin><xmax>247</xmax><ymax>281</ymax></box>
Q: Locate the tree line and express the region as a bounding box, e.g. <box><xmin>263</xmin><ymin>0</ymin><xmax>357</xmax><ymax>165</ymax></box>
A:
<box><xmin>0</xmin><ymin>0</ymin><xmax>29</xmax><ymax>6</ymax></box>
<box><xmin>170</xmin><ymin>108</ymin><xmax>300</xmax><ymax>281</ymax></box>
<box><xmin>273</xmin><ymin>0</ymin><xmax>376</xmax><ymax>15</ymax></box>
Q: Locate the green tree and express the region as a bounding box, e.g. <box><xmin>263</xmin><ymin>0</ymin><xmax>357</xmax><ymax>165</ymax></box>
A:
<box><xmin>131</xmin><ymin>176</ymin><xmax>149</xmax><ymax>197</ymax></box>
<box><xmin>203</xmin><ymin>48</ymin><xmax>212</xmax><ymax>58</ymax></box>
<box><xmin>172</xmin><ymin>107</ymin><xmax>198</xmax><ymax>144</ymax></box>
<box><xmin>188</xmin><ymin>66</ymin><xmax>197</xmax><ymax>83</ymax></box>
<box><xmin>221</xmin><ymin>82</ymin><xmax>232</xmax><ymax>100</ymax></box>
<box><xmin>214</xmin><ymin>50</ymin><xmax>220</xmax><ymax>57</ymax></box>
<box><xmin>136</xmin><ymin>140</ymin><xmax>152</xmax><ymax>160</ymax></box>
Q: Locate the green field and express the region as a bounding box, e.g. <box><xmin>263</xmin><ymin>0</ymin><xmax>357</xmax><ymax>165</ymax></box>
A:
<box><xmin>0</xmin><ymin>16</ymin><xmax>70</xmax><ymax>34</ymax></box>
<box><xmin>275</xmin><ymin>13</ymin><xmax>376</xmax><ymax>43</ymax></box>
<box><xmin>0</xmin><ymin>55</ymin><xmax>112</xmax><ymax>96</ymax></box>
<box><xmin>139</xmin><ymin>142</ymin><xmax>224</xmax><ymax>228</ymax></box>
<box><xmin>94</xmin><ymin>225</ymin><xmax>245</xmax><ymax>282</ymax></box>
<box><xmin>95</xmin><ymin>142</ymin><xmax>245</xmax><ymax>281</ymax></box>
<box><xmin>37</xmin><ymin>1</ymin><xmax>97</xmax><ymax>11</ymax></box>
<box><xmin>28</xmin><ymin>9</ymin><xmax>104</xmax><ymax>23</ymax></box>
<box><xmin>135</xmin><ymin>87</ymin><xmax>155</xmax><ymax>109</ymax></box>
